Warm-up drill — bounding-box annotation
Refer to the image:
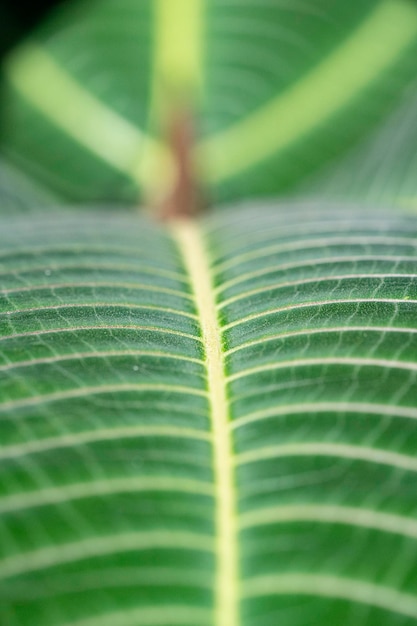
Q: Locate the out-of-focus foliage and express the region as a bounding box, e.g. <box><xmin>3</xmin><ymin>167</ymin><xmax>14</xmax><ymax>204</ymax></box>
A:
<box><xmin>1</xmin><ymin>0</ymin><xmax>417</xmax><ymax>206</ymax></box>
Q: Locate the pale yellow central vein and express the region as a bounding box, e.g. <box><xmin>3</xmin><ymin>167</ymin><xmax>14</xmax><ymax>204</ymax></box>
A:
<box><xmin>172</xmin><ymin>221</ymin><xmax>238</xmax><ymax>626</ymax></box>
<box><xmin>153</xmin><ymin>0</ymin><xmax>204</xmax><ymax>102</ymax></box>
<box><xmin>143</xmin><ymin>0</ymin><xmax>204</xmax><ymax>202</ymax></box>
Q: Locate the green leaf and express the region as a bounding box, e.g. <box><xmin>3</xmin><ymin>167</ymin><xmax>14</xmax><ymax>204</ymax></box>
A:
<box><xmin>2</xmin><ymin>0</ymin><xmax>417</xmax><ymax>204</ymax></box>
<box><xmin>300</xmin><ymin>75</ymin><xmax>417</xmax><ymax>208</ymax></box>
<box><xmin>0</xmin><ymin>158</ymin><xmax>57</xmax><ymax>211</ymax></box>
<box><xmin>1</xmin><ymin>204</ymin><xmax>417</xmax><ymax>625</ymax></box>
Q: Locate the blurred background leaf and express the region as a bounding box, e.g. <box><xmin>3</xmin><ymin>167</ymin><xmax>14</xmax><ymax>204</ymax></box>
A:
<box><xmin>1</xmin><ymin>0</ymin><xmax>417</xmax><ymax>208</ymax></box>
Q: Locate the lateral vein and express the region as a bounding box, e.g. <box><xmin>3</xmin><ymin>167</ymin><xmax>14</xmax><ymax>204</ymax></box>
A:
<box><xmin>172</xmin><ymin>220</ymin><xmax>239</xmax><ymax>626</ymax></box>
<box><xmin>4</xmin><ymin>45</ymin><xmax>167</xmax><ymax>188</ymax></box>
<box><xmin>199</xmin><ymin>0</ymin><xmax>417</xmax><ymax>183</ymax></box>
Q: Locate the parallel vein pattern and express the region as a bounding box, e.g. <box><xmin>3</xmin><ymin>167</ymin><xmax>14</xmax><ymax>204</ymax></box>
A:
<box><xmin>0</xmin><ymin>213</ymin><xmax>214</xmax><ymax>626</ymax></box>
<box><xmin>1</xmin><ymin>205</ymin><xmax>417</xmax><ymax>626</ymax></box>
<box><xmin>207</xmin><ymin>204</ymin><xmax>417</xmax><ymax>625</ymax></box>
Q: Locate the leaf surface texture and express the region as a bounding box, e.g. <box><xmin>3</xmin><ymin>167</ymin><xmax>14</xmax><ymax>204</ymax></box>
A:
<box><xmin>1</xmin><ymin>205</ymin><xmax>417</xmax><ymax>625</ymax></box>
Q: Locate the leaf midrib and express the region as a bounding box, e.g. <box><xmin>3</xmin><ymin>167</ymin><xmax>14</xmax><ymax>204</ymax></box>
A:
<box><xmin>172</xmin><ymin>221</ymin><xmax>238</xmax><ymax>626</ymax></box>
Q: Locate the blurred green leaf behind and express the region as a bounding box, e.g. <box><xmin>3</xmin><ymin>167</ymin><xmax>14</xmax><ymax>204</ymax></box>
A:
<box><xmin>1</xmin><ymin>0</ymin><xmax>417</xmax><ymax>206</ymax></box>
